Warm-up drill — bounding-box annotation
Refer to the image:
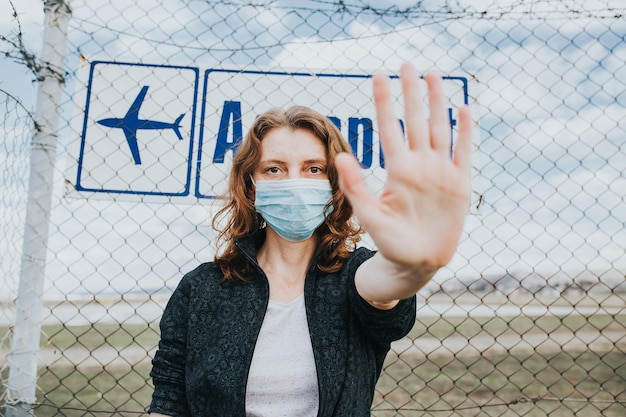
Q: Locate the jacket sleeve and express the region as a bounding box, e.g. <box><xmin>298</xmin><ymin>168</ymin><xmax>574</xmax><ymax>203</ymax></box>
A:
<box><xmin>148</xmin><ymin>276</ymin><xmax>192</xmax><ymax>417</ymax></box>
<box><xmin>346</xmin><ymin>247</ymin><xmax>417</xmax><ymax>344</ymax></box>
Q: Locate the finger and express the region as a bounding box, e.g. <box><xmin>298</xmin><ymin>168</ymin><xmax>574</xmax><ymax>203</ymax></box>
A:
<box><xmin>400</xmin><ymin>63</ymin><xmax>428</xmax><ymax>151</ymax></box>
<box><xmin>453</xmin><ymin>105</ymin><xmax>473</xmax><ymax>174</ymax></box>
<box><xmin>423</xmin><ymin>72</ymin><xmax>450</xmax><ymax>153</ymax></box>
<box><xmin>335</xmin><ymin>152</ymin><xmax>379</xmax><ymax>225</ymax></box>
<box><xmin>373</xmin><ymin>72</ymin><xmax>406</xmax><ymax>158</ymax></box>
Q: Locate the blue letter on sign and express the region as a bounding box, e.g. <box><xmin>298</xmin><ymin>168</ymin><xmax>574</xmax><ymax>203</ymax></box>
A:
<box><xmin>348</xmin><ymin>117</ymin><xmax>373</xmax><ymax>169</ymax></box>
<box><xmin>213</xmin><ymin>101</ymin><xmax>243</xmax><ymax>163</ymax></box>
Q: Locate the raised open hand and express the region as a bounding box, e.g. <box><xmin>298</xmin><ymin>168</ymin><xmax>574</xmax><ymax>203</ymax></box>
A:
<box><xmin>336</xmin><ymin>62</ymin><xmax>473</xmax><ymax>272</ymax></box>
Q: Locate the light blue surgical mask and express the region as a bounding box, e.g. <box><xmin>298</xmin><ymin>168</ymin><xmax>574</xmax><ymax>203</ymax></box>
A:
<box><xmin>254</xmin><ymin>178</ymin><xmax>333</xmax><ymax>242</ymax></box>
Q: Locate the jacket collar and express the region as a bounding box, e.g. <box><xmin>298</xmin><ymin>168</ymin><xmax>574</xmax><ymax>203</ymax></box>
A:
<box><xmin>234</xmin><ymin>229</ymin><xmax>266</xmax><ymax>264</ymax></box>
<box><xmin>234</xmin><ymin>228</ymin><xmax>325</xmax><ymax>278</ymax></box>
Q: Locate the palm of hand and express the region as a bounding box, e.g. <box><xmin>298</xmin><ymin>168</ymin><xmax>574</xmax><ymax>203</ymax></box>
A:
<box><xmin>336</xmin><ymin>63</ymin><xmax>473</xmax><ymax>270</ymax></box>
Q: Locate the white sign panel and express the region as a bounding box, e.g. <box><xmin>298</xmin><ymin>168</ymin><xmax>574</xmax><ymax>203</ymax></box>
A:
<box><xmin>66</xmin><ymin>61</ymin><xmax>479</xmax><ymax>207</ymax></box>
<box><xmin>66</xmin><ymin>61</ymin><xmax>199</xmax><ymax>198</ymax></box>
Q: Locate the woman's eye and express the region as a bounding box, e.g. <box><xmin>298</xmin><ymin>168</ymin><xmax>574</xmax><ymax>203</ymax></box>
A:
<box><xmin>266</xmin><ymin>167</ymin><xmax>280</xmax><ymax>174</ymax></box>
<box><xmin>310</xmin><ymin>166</ymin><xmax>323</xmax><ymax>174</ymax></box>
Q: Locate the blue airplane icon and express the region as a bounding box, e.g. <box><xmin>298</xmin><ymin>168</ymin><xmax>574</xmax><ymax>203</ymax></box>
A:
<box><xmin>96</xmin><ymin>85</ymin><xmax>185</xmax><ymax>165</ymax></box>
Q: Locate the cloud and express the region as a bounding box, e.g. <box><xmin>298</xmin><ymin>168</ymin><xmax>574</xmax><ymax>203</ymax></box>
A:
<box><xmin>2</xmin><ymin>1</ymin><xmax>624</xmax><ymax>300</ymax></box>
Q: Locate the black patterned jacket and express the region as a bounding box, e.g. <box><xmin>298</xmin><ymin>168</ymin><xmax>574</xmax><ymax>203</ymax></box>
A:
<box><xmin>149</xmin><ymin>233</ymin><xmax>417</xmax><ymax>417</ymax></box>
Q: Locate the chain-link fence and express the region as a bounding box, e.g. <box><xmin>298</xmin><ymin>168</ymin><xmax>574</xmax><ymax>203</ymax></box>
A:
<box><xmin>1</xmin><ymin>1</ymin><xmax>625</xmax><ymax>416</ymax></box>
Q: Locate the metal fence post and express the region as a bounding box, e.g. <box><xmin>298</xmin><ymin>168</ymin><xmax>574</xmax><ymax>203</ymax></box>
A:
<box><xmin>5</xmin><ymin>1</ymin><xmax>71</xmax><ymax>416</ymax></box>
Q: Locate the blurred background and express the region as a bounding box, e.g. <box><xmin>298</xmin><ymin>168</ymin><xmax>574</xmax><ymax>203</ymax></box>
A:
<box><xmin>1</xmin><ymin>1</ymin><xmax>625</xmax><ymax>416</ymax></box>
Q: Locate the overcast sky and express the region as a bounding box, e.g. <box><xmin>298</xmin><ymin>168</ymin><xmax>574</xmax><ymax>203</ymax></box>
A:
<box><xmin>1</xmin><ymin>0</ymin><xmax>624</xmax><ymax>300</ymax></box>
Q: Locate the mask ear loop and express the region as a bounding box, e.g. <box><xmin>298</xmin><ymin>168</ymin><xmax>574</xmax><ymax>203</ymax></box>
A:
<box><xmin>249</xmin><ymin>175</ymin><xmax>266</xmax><ymax>229</ymax></box>
<box><xmin>249</xmin><ymin>174</ymin><xmax>259</xmax><ymax>208</ymax></box>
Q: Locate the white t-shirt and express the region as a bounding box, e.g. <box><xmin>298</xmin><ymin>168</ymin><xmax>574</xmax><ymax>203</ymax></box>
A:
<box><xmin>245</xmin><ymin>294</ymin><xmax>319</xmax><ymax>417</ymax></box>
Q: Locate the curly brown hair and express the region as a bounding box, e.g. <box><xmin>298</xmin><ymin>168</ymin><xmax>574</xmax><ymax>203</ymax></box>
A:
<box><xmin>212</xmin><ymin>106</ymin><xmax>364</xmax><ymax>282</ymax></box>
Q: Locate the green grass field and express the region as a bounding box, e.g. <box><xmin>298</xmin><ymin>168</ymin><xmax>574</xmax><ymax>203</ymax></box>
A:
<box><xmin>1</xmin><ymin>309</ymin><xmax>624</xmax><ymax>417</ymax></box>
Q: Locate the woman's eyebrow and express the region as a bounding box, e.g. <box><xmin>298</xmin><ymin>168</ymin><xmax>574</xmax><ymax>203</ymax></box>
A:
<box><xmin>303</xmin><ymin>158</ymin><xmax>327</xmax><ymax>165</ymax></box>
<box><xmin>258</xmin><ymin>159</ymin><xmax>286</xmax><ymax>165</ymax></box>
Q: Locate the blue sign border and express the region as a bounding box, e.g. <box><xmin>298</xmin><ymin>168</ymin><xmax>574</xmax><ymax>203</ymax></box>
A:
<box><xmin>195</xmin><ymin>69</ymin><xmax>468</xmax><ymax>199</ymax></box>
<box><xmin>76</xmin><ymin>60</ymin><xmax>200</xmax><ymax>197</ymax></box>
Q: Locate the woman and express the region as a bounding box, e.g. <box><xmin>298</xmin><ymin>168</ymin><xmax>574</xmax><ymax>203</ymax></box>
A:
<box><xmin>148</xmin><ymin>63</ymin><xmax>473</xmax><ymax>417</ymax></box>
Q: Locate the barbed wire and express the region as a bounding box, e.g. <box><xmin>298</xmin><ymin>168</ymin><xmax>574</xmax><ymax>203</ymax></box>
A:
<box><xmin>201</xmin><ymin>0</ymin><xmax>625</xmax><ymax>19</ymax></box>
<box><xmin>0</xmin><ymin>88</ymin><xmax>38</xmax><ymax>129</ymax></box>
<box><xmin>0</xmin><ymin>0</ymin><xmax>68</xmax><ymax>83</ymax></box>
<box><xmin>68</xmin><ymin>0</ymin><xmax>626</xmax><ymax>55</ymax></box>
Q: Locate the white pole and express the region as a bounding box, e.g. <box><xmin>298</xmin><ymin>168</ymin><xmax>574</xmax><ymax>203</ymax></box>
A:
<box><xmin>5</xmin><ymin>1</ymin><xmax>71</xmax><ymax>416</ymax></box>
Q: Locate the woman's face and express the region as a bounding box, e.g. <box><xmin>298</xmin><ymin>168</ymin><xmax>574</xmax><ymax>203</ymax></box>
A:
<box><xmin>253</xmin><ymin>127</ymin><xmax>329</xmax><ymax>182</ymax></box>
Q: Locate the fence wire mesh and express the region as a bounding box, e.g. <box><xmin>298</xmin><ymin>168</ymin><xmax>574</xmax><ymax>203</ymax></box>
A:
<box><xmin>1</xmin><ymin>0</ymin><xmax>625</xmax><ymax>416</ymax></box>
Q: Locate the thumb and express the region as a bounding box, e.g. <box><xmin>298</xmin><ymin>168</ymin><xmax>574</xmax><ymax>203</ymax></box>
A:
<box><xmin>335</xmin><ymin>153</ymin><xmax>378</xmax><ymax>223</ymax></box>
